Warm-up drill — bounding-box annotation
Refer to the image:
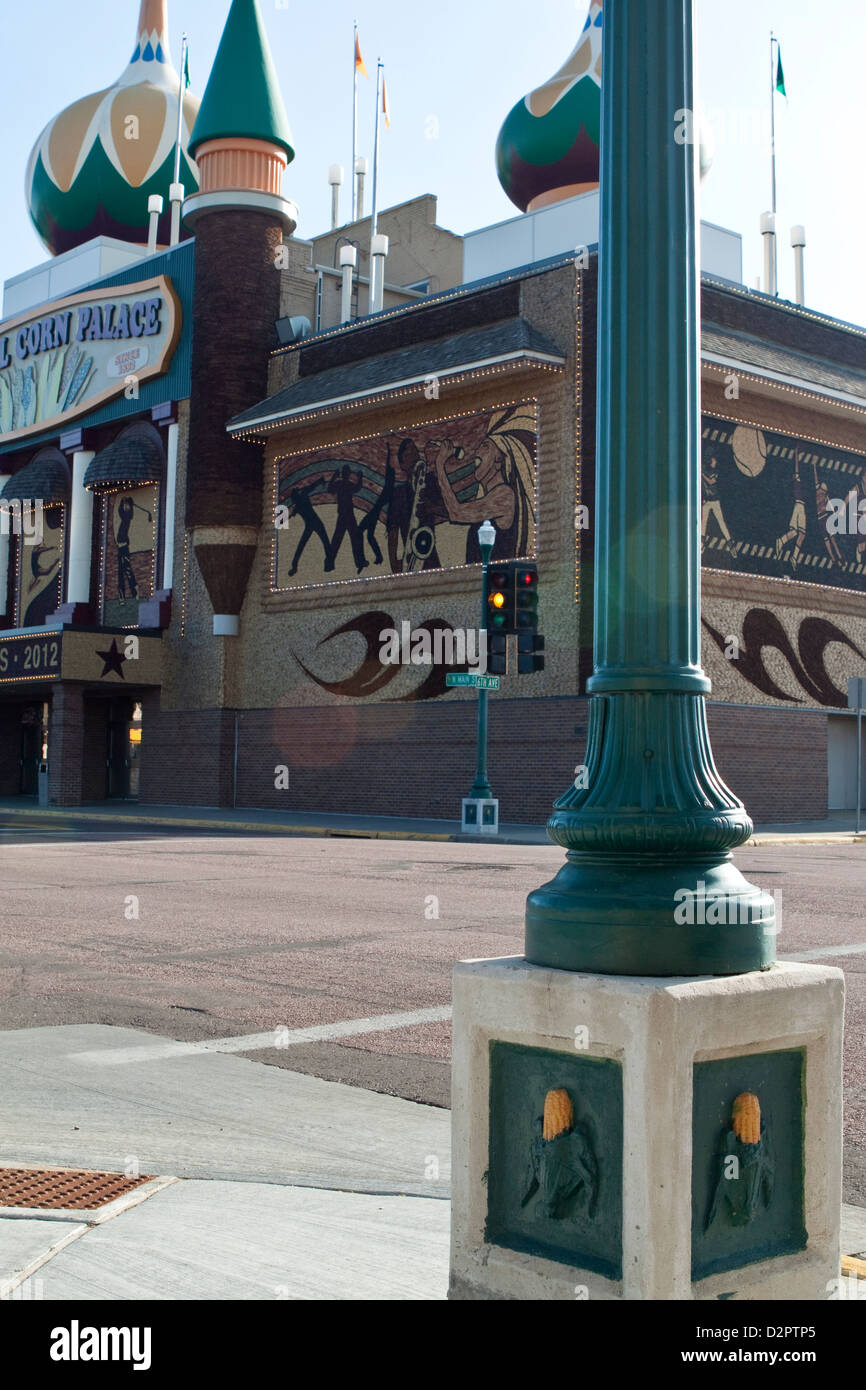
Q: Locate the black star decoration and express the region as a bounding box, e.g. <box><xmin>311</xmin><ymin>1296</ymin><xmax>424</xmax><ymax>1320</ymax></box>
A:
<box><xmin>96</xmin><ymin>639</ymin><xmax>127</xmax><ymax>679</ymax></box>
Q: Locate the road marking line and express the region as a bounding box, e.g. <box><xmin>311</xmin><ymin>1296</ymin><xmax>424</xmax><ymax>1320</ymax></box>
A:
<box><xmin>69</xmin><ymin>1005</ymin><xmax>454</xmax><ymax>1066</ymax></box>
<box><xmin>780</xmin><ymin>942</ymin><xmax>866</xmax><ymax>962</ymax></box>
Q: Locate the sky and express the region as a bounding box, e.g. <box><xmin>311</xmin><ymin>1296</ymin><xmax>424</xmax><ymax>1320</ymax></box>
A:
<box><xmin>1</xmin><ymin>0</ymin><xmax>864</xmax><ymax>327</ymax></box>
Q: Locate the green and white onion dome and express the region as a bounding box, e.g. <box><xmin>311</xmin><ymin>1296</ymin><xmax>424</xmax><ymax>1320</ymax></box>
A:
<box><xmin>26</xmin><ymin>0</ymin><xmax>200</xmax><ymax>255</ymax></box>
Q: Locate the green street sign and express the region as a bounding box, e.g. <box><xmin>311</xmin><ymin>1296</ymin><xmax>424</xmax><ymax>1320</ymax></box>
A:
<box><xmin>446</xmin><ymin>673</ymin><xmax>500</xmax><ymax>690</ymax></box>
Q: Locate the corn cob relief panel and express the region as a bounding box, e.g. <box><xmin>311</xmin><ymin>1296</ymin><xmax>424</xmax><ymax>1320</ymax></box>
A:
<box><xmin>692</xmin><ymin>1050</ymin><xmax>805</xmax><ymax>1283</ymax></box>
<box><xmin>486</xmin><ymin>1042</ymin><xmax>622</xmax><ymax>1280</ymax></box>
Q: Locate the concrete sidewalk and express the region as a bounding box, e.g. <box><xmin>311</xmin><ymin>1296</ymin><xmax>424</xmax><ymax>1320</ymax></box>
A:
<box><xmin>0</xmin><ymin>798</ymin><xmax>863</xmax><ymax>847</ymax></box>
<box><xmin>1</xmin><ymin>1023</ymin><xmax>864</xmax><ymax>1301</ymax></box>
<box><xmin>0</xmin><ymin>1024</ymin><xmax>450</xmax><ymax>1301</ymax></box>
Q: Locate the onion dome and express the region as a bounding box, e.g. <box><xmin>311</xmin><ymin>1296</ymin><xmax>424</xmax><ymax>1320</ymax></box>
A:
<box><xmin>496</xmin><ymin>0</ymin><xmax>603</xmax><ymax>213</ymax></box>
<box><xmin>25</xmin><ymin>0</ymin><xmax>201</xmax><ymax>256</ymax></box>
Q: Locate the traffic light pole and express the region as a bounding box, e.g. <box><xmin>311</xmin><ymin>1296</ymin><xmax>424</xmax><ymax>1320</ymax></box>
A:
<box><xmin>524</xmin><ymin>0</ymin><xmax>776</xmax><ymax>976</ymax></box>
<box><xmin>450</xmin><ymin>0</ymin><xmax>842</xmax><ymax>1305</ymax></box>
<box><xmin>469</xmin><ymin>547</ymin><xmax>493</xmax><ymax>800</ymax></box>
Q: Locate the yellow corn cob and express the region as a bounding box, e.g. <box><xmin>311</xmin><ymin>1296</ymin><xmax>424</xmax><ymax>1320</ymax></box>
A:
<box><xmin>732</xmin><ymin>1092</ymin><xmax>761</xmax><ymax>1145</ymax></box>
<box><xmin>542</xmin><ymin>1088</ymin><xmax>573</xmax><ymax>1141</ymax></box>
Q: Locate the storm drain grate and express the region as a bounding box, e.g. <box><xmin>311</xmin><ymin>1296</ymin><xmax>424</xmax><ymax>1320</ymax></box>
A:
<box><xmin>0</xmin><ymin>1167</ymin><xmax>152</xmax><ymax>1210</ymax></box>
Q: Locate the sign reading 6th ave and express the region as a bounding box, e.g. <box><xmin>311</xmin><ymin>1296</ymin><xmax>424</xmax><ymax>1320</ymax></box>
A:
<box><xmin>0</xmin><ymin>633</ymin><xmax>61</xmax><ymax>681</ymax></box>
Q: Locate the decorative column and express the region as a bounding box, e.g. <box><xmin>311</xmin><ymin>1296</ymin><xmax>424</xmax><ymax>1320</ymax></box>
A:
<box><xmin>138</xmin><ymin>402</ymin><xmax>177</xmax><ymax>629</ymax></box>
<box><xmin>162</xmin><ymin>420</ymin><xmax>179</xmax><ymax>590</ymax></box>
<box><xmin>52</xmin><ymin>429</ymin><xmax>94</xmax><ymax>624</ymax></box>
<box><xmin>67</xmin><ymin>451</ymin><xmax>95</xmax><ymax>606</ymax></box>
<box><xmin>525</xmin><ymin>0</ymin><xmax>774</xmax><ymax>978</ymax></box>
<box><xmin>449</xmin><ymin>0</ymin><xmax>843</xmax><ymax>1304</ymax></box>
<box><xmin>47</xmin><ymin>683</ymin><xmax>86</xmax><ymax>807</ymax></box>
<box><xmin>0</xmin><ymin>474</ymin><xmax>11</xmax><ymax>624</ymax></box>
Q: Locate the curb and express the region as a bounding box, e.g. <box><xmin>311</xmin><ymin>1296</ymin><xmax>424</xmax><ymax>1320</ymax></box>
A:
<box><xmin>0</xmin><ymin>806</ymin><xmax>862</xmax><ymax>849</ymax></box>
<box><xmin>0</xmin><ymin>810</ymin><xmax>456</xmax><ymax>843</ymax></box>
<box><xmin>748</xmin><ymin>835</ymin><xmax>866</xmax><ymax>847</ymax></box>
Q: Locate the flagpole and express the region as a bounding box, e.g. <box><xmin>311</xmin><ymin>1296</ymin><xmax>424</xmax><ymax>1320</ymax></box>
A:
<box><xmin>352</xmin><ymin>22</ymin><xmax>359</xmax><ymax>221</ymax></box>
<box><xmin>370</xmin><ymin>60</ymin><xmax>383</xmax><ymax>312</ymax></box>
<box><xmin>769</xmin><ymin>31</ymin><xmax>777</xmax><ymax>216</ymax></box>
<box><xmin>371</xmin><ymin>59</ymin><xmax>383</xmax><ymax>240</ymax></box>
<box><xmin>173</xmin><ymin>33</ymin><xmax>188</xmax><ymax>188</ymax></box>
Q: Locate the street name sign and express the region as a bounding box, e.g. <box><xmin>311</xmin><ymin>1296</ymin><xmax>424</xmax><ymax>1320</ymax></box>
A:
<box><xmin>446</xmin><ymin>673</ymin><xmax>500</xmax><ymax>690</ymax></box>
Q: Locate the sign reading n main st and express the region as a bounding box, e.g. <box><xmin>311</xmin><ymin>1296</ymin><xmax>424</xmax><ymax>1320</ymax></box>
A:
<box><xmin>0</xmin><ymin>276</ymin><xmax>181</xmax><ymax>444</ymax></box>
<box><xmin>446</xmin><ymin>673</ymin><xmax>500</xmax><ymax>690</ymax></box>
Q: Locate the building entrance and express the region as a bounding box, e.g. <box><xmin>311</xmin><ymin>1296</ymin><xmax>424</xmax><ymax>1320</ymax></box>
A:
<box><xmin>19</xmin><ymin>703</ymin><xmax>48</xmax><ymax>795</ymax></box>
<box><xmin>106</xmin><ymin>697</ymin><xmax>141</xmax><ymax>800</ymax></box>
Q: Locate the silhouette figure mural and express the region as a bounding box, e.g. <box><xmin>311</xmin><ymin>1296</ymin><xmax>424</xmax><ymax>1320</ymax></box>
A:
<box><xmin>287</xmin><ymin>480</ymin><xmax>334</xmax><ymax>575</ymax></box>
<box><xmin>700</xmin><ymin>417</ymin><xmax>866</xmax><ymax>589</ymax></box>
<box><xmin>273</xmin><ymin>403</ymin><xmax>537</xmax><ymax>588</ymax></box>
<box><xmin>19</xmin><ymin>507</ymin><xmax>63</xmax><ymax>627</ymax></box>
<box><xmin>102</xmin><ymin>485</ymin><xmax>157</xmax><ymax>624</ymax></box>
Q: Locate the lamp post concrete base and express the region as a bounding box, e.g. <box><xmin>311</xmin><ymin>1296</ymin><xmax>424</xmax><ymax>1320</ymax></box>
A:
<box><xmin>461</xmin><ymin>798</ymin><xmax>499</xmax><ymax>836</ymax></box>
<box><xmin>449</xmin><ymin>957</ymin><xmax>843</xmax><ymax>1301</ymax></box>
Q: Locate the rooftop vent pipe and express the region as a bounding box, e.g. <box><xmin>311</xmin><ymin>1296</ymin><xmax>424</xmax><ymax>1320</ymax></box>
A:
<box><xmin>760</xmin><ymin>212</ymin><xmax>777</xmax><ymax>297</ymax></box>
<box><xmin>328</xmin><ymin>165</ymin><xmax>344</xmax><ymax>231</ymax></box>
<box><xmin>790</xmin><ymin>225</ymin><xmax>806</xmax><ymax>307</ymax></box>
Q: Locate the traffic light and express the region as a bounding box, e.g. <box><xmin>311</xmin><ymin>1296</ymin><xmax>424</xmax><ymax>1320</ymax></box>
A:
<box><xmin>517</xmin><ymin>631</ymin><xmax>545</xmax><ymax>675</ymax></box>
<box><xmin>486</xmin><ymin>566</ymin><xmax>513</xmax><ymax>633</ymax></box>
<box><xmin>487</xmin><ymin>631</ymin><xmax>508</xmax><ymax>676</ymax></box>
<box><xmin>513</xmin><ymin>563</ymin><xmax>539</xmax><ymax>628</ymax></box>
<box><xmin>512</xmin><ymin>562</ymin><xmax>545</xmax><ymax>673</ymax></box>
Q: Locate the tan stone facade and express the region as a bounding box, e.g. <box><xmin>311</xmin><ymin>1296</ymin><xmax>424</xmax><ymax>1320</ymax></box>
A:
<box><xmin>2</xmin><ymin>220</ymin><xmax>865</xmax><ymax>822</ymax></box>
<box><xmin>139</xmin><ymin>252</ymin><xmax>866</xmax><ymax>822</ymax></box>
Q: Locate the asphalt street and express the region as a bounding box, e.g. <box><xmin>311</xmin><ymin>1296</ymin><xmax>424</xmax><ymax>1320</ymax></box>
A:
<box><xmin>0</xmin><ymin>830</ymin><xmax>863</xmax><ymax>1203</ymax></box>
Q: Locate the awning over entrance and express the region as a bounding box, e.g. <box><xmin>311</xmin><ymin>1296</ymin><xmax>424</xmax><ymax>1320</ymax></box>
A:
<box><xmin>84</xmin><ymin>431</ymin><xmax>163</xmax><ymax>492</ymax></box>
<box><xmin>1</xmin><ymin>450</ymin><xmax>69</xmax><ymax>504</ymax></box>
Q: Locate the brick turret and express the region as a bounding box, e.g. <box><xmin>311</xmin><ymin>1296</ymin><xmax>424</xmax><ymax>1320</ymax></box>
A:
<box><xmin>182</xmin><ymin>0</ymin><xmax>297</xmax><ymax>634</ymax></box>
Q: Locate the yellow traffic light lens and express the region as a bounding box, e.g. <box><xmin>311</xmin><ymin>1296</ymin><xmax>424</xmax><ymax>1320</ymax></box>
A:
<box><xmin>490</xmin><ymin>592</ymin><xmax>505</xmax><ymax>609</ymax></box>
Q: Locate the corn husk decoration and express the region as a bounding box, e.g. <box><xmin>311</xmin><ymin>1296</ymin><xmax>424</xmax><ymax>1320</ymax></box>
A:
<box><xmin>731</xmin><ymin>1092</ymin><xmax>761</xmax><ymax>1146</ymax></box>
<box><xmin>542</xmin><ymin>1088</ymin><xmax>573</xmax><ymax>1141</ymax></box>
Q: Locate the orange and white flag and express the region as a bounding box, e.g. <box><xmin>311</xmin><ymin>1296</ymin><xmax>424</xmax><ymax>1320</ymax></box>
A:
<box><xmin>382</xmin><ymin>76</ymin><xmax>391</xmax><ymax>128</ymax></box>
<box><xmin>355</xmin><ymin>30</ymin><xmax>369</xmax><ymax>79</ymax></box>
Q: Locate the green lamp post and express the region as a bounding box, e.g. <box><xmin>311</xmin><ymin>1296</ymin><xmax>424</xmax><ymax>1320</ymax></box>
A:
<box><xmin>526</xmin><ymin>0</ymin><xmax>776</xmax><ymax>977</ymax></box>
<box><xmin>469</xmin><ymin>519</ymin><xmax>497</xmax><ymax>802</ymax></box>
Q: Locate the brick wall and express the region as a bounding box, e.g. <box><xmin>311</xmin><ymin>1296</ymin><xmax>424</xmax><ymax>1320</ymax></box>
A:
<box><xmin>138</xmin><ymin>695</ymin><xmax>236</xmax><ymax>807</ymax></box>
<box><xmin>186</xmin><ymin>209</ymin><xmax>284</xmax><ymax>532</ymax></box>
<box><xmin>707</xmin><ymin>703</ymin><xmax>827</xmax><ymax>824</ymax></box>
<box><xmin>139</xmin><ymin>694</ymin><xmax>826</xmax><ymax>824</ymax></box>
<box><xmin>48</xmin><ymin>684</ymin><xmax>84</xmax><ymax>808</ymax></box>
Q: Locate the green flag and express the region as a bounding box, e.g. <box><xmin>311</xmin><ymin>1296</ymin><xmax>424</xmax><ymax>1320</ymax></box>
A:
<box><xmin>775</xmin><ymin>47</ymin><xmax>787</xmax><ymax>99</ymax></box>
<box><xmin>184</xmin><ymin>48</ymin><xmax>191</xmax><ymax>90</ymax></box>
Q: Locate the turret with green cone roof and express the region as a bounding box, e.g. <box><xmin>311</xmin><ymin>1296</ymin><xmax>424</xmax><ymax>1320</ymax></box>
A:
<box><xmin>188</xmin><ymin>0</ymin><xmax>294</xmax><ymax>163</ymax></box>
<box><xmin>183</xmin><ymin>0</ymin><xmax>297</xmax><ymax>644</ymax></box>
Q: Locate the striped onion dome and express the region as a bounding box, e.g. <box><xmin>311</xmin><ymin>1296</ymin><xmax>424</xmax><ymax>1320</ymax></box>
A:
<box><xmin>496</xmin><ymin>0</ymin><xmax>603</xmax><ymax>213</ymax></box>
<box><xmin>25</xmin><ymin>0</ymin><xmax>201</xmax><ymax>255</ymax></box>
<box><xmin>496</xmin><ymin>1</ymin><xmax>712</xmax><ymax>215</ymax></box>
